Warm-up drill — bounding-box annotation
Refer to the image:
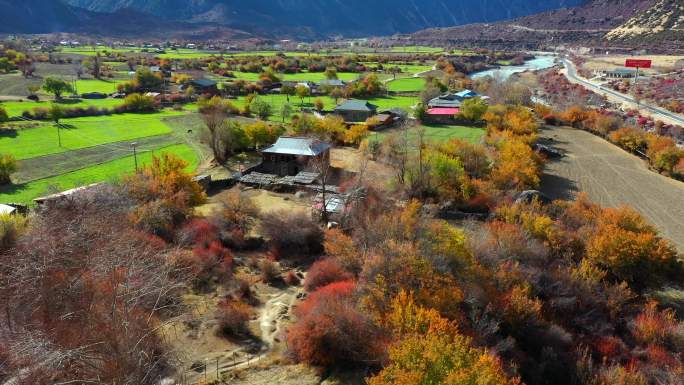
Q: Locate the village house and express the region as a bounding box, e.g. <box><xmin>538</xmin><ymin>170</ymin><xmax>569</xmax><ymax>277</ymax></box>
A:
<box><xmin>149</xmin><ymin>65</ymin><xmax>171</xmax><ymax>78</ymax></box>
<box><xmin>334</xmin><ymin>99</ymin><xmax>378</xmax><ymax>123</ymax></box>
<box><xmin>188</xmin><ymin>79</ymin><xmax>219</xmax><ymax>95</ymax></box>
<box><xmin>426</xmin><ymin>107</ymin><xmax>460</xmax><ymax>124</ymax></box>
<box><xmin>0</xmin><ymin>204</ymin><xmax>16</xmax><ymax>216</ymax></box>
<box><xmin>317</xmin><ymin>79</ymin><xmax>347</xmax><ymax>88</ymax></box>
<box><xmin>428</xmin><ymin>93</ymin><xmax>463</xmax><ymax>109</ymax></box>
<box><xmin>601</xmin><ymin>69</ymin><xmax>637</xmax><ymax>79</ymax></box>
<box><xmin>259</xmin><ymin>136</ymin><xmax>331</xmax><ymax>177</ymax></box>
<box><xmin>428</xmin><ymin>89</ymin><xmax>482</xmax><ymax>109</ymax></box>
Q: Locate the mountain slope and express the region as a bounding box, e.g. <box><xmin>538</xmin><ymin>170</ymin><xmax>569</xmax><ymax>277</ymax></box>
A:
<box><xmin>606</xmin><ymin>0</ymin><xmax>684</xmax><ymax>44</ymax></box>
<box><xmin>0</xmin><ymin>1</ymin><xmax>252</xmax><ymax>39</ymax></box>
<box><xmin>64</xmin><ymin>0</ymin><xmax>584</xmax><ymax>38</ymax></box>
<box><xmin>407</xmin><ymin>0</ymin><xmax>663</xmax><ymax>49</ymax></box>
<box><xmin>0</xmin><ymin>0</ymin><xmax>83</xmax><ymax>33</ymax></box>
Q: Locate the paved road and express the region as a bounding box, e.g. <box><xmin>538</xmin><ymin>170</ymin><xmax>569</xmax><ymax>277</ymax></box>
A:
<box><xmin>539</xmin><ymin>125</ymin><xmax>684</xmax><ymax>251</ymax></box>
<box><xmin>561</xmin><ymin>58</ymin><xmax>684</xmax><ymax>127</ymax></box>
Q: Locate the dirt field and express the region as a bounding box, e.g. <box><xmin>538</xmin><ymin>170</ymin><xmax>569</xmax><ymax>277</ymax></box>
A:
<box><xmin>539</xmin><ymin>126</ymin><xmax>684</xmax><ymax>251</ymax></box>
<box><xmin>197</xmin><ymin>186</ymin><xmax>311</xmax><ymax>218</ymax></box>
<box><xmin>581</xmin><ymin>54</ymin><xmax>684</xmax><ymax>75</ymax></box>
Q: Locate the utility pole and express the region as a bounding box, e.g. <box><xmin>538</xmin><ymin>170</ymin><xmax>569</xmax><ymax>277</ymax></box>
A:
<box><xmin>131</xmin><ymin>142</ymin><xmax>139</xmax><ymax>172</ymax></box>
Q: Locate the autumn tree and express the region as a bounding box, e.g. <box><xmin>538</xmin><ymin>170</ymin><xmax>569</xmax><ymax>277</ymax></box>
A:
<box><xmin>295</xmin><ymin>84</ymin><xmax>310</xmax><ymax>106</ymax></box>
<box><xmin>48</xmin><ymin>103</ymin><xmax>64</xmax><ymax>124</ymax></box>
<box><xmin>491</xmin><ymin>139</ymin><xmax>542</xmax><ymax>191</ymax></box>
<box><xmin>198</xmin><ymin>95</ymin><xmax>238</xmax><ymax>163</ymax></box>
<box><xmin>280</xmin><ymin>102</ymin><xmax>294</xmax><ymax>123</ymax></box>
<box><xmin>0</xmin><ymin>153</ymin><xmax>17</xmax><ymax>185</ymax></box>
<box><xmin>243</xmin><ymin>120</ymin><xmax>284</xmax><ymax>149</ymax></box>
<box><xmin>344</xmin><ymin>124</ymin><xmax>369</xmax><ymax>145</ymax></box>
<box><xmin>313</xmin><ymin>98</ymin><xmax>325</xmax><ymax>112</ymax></box>
<box><xmin>287</xmin><ymin>281</ymin><xmax>385</xmax><ymax>367</ymax></box>
<box><xmin>484</xmin><ymin>105</ymin><xmax>538</xmax><ymax>138</ymax></box>
<box><xmin>0</xmin><ymin>190</ymin><xmax>187</xmax><ymax>385</ymax></box>
<box><xmin>368</xmin><ymin>292</ymin><xmax>515</xmax><ymax>385</ymax></box>
<box><xmin>304</xmin><ymin>258</ymin><xmax>353</xmax><ymax>292</ymax></box>
<box><xmin>281</xmin><ymin>83</ymin><xmax>295</xmax><ymax>102</ymax></box>
<box><xmin>250</xmin><ymin>98</ymin><xmax>273</xmax><ymax>120</ymax></box>
<box><xmin>260</xmin><ymin>210</ymin><xmax>324</xmax><ymax>259</ymax></box>
<box><xmin>325</xmin><ymin>66</ymin><xmax>338</xmax><ymax>80</ymax></box>
<box><xmin>125</xmin><ymin>152</ymin><xmax>206</xmax><ymax>238</ymax></box>
<box><xmin>586</xmin><ymin>206</ymin><xmax>681</xmax><ymax>287</ymax></box>
<box><xmin>458</xmin><ymin>96</ymin><xmax>488</xmax><ymax>122</ymax></box>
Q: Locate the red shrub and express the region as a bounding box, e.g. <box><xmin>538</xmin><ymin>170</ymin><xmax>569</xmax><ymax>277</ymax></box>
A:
<box><xmin>287</xmin><ymin>280</ymin><xmax>383</xmax><ymax>367</ymax></box>
<box><xmin>303</xmin><ymin>258</ymin><xmax>353</xmax><ymax>292</ymax></box>
<box><xmin>189</xmin><ymin>240</ymin><xmax>233</xmax><ymax>289</ymax></box>
<box><xmin>216</xmin><ymin>300</ymin><xmax>252</xmax><ymax>336</ymax></box>
<box><xmin>595</xmin><ymin>336</ymin><xmax>627</xmax><ymax>361</ymax></box>
<box><xmin>284</xmin><ymin>270</ymin><xmax>300</xmax><ymax>286</ymax></box>
<box><xmin>180</xmin><ymin>218</ymin><xmax>218</xmax><ymax>245</ymax></box>
<box><xmin>645</xmin><ymin>344</ymin><xmax>678</xmax><ymax>367</ymax></box>
<box><xmin>632</xmin><ymin>301</ymin><xmax>676</xmax><ymax>345</ymax></box>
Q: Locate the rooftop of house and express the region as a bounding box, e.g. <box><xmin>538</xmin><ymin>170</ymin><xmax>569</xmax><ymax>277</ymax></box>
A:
<box><xmin>427</xmin><ymin>107</ymin><xmax>460</xmax><ymax>115</ymax></box>
<box><xmin>383</xmin><ymin>108</ymin><xmax>409</xmax><ymax>118</ymax></box>
<box><xmin>261</xmin><ymin>136</ymin><xmax>331</xmax><ymax>157</ymax></box>
<box><xmin>603</xmin><ymin>68</ymin><xmax>637</xmax><ymax>74</ymax></box>
<box><xmin>190</xmin><ymin>78</ymin><xmax>218</xmax><ymax>88</ymax></box>
<box><xmin>428</xmin><ymin>96</ymin><xmax>462</xmax><ymax>108</ymax></box>
<box><xmin>318</xmin><ymin>79</ymin><xmax>347</xmax><ymax>87</ymax></box>
<box><xmin>334</xmin><ymin>99</ymin><xmax>378</xmax><ymax>112</ymax></box>
<box><xmin>455</xmin><ymin>89</ymin><xmax>479</xmax><ymax>98</ymax></box>
<box><xmin>0</xmin><ymin>204</ymin><xmax>16</xmax><ymax>215</ymax></box>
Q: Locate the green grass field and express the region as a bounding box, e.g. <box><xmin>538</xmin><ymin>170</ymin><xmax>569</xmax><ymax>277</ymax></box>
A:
<box><xmin>0</xmin><ymin>144</ymin><xmax>199</xmax><ymax>204</ymax></box>
<box><xmin>1</xmin><ymin>111</ymin><xmax>183</xmax><ymax>160</ymax></box>
<box><xmin>389</xmin><ymin>46</ymin><xmax>444</xmax><ymax>53</ymax></box>
<box><xmin>387</xmin><ymin>77</ymin><xmax>426</xmax><ymax>92</ymax></box>
<box><xmin>0</xmin><ymin>98</ymin><xmax>123</xmax><ymax>117</ymax></box>
<box><xmin>228</xmin><ymin>94</ymin><xmax>419</xmax><ymax>117</ymax></box>
<box><xmin>226</xmin><ymin>71</ymin><xmax>362</xmax><ymax>83</ymax></box>
<box><xmin>371</xmin><ymin>124</ymin><xmax>485</xmax><ymax>145</ymax></box>
<box><xmin>74</xmin><ymin>79</ymin><xmax>128</xmax><ymax>94</ymax></box>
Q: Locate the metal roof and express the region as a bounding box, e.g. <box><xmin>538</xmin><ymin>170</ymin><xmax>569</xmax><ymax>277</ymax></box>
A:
<box><xmin>0</xmin><ymin>204</ymin><xmax>16</xmax><ymax>215</ymax></box>
<box><xmin>334</xmin><ymin>99</ymin><xmax>378</xmax><ymax>112</ymax></box>
<box><xmin>318</xmin><ymin>79</ymin><xmax>347</xmax><ymax>87</ymax></box>
<box><xmin>261</xmin><ymin>136</ymin><xmax>331</xmax><ymax>156</ymax></box>
<box><xmin>428</xmin><ymin>96</ymin><xmax>462</xmax><ymax>108</ymax></box>
<box><xmin>427</xmin><ymin>107</ymin><xmax>460</xmax><ymax>115</ymax></box>
<box><xmin>455</xmin><ymin>89</ymin><xmax>479</xmax><ymax>98</ymax></box>
<box><xmin>191</xmin><ymin>78</ymin><xmax>218</xmax><ymax>87</ymax></box>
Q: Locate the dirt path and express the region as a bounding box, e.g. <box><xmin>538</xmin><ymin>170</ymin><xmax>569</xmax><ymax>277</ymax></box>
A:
<box><xmin>172</xmin><ymin>276</ymin><xmax>303</xmax><ymax>385</ymax></box>
<box><xmin>259</xmin><ymin>286</ymin><xmax>301</xmax><ymax>348</ymax></box>
<box><xmin>539</xmin><ymin>125</ymin><xmax>684</xmax><ymax>251</ymax></box>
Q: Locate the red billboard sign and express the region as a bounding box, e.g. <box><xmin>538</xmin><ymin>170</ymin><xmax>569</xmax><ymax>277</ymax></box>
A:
<box><xmin>625</xmin><ymin>59</ymin><xmax>652</xmax><ymax>68</ymax></box>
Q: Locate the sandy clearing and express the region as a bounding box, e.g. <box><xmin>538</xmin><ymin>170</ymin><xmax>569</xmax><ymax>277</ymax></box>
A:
<box><xmin>539</xmin><ymin>125</ymin><xmax>684</xmax><ymax>251</ymax></box>
<box><xmin>581</xmin><ymin>54</ymin><xmax>684</xmax><ymax>74</ymax></box>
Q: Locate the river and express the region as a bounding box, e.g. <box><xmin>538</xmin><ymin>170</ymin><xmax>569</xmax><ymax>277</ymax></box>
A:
<box><xmin>471</xmin><ymin>55</ymin><xmax>557</xmax><ymax>80</ymax></box>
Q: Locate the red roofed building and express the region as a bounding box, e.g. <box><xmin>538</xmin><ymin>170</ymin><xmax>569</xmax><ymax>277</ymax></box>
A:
<box><xmin>426</xmin><ymin>107</ymin><xmax>459</xmax><ymax>124</ymax></box>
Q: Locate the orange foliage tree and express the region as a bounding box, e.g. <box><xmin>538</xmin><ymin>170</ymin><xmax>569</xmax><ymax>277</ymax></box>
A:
<box><xmin>367</xmin><ymin>291</ymin><xmax>516</xmax><ymax>385</ymax></box>
<box><xmin>491</xmin><ymin>139</ymin><xmax>542</xmax><ymax>191</ymax></box>
<box><xmin>586</xmin><ymin>207</ymin><xmax>680</xmax><ymax>287</ymax></box>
